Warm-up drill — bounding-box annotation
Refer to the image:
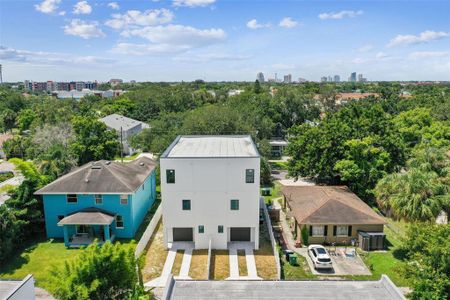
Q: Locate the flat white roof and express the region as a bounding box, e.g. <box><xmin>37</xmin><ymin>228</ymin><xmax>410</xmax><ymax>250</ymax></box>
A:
<box><xmin>163</xmin><ymin>135</ymin><xmax>259</xmax><ymax>158</ymax></box>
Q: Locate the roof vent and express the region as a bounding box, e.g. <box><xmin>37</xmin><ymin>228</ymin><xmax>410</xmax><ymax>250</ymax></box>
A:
<box><xmin>105</xmin><ymin>161</ymin><xmax>111</xmax><ymax>165</ymax></box>
<box><xmin>91</xmin><ymin>166</ymin><xmax>102</xmax><ymax>170</ymax></box>
<box><xmin>139</xmin><ymin>162</ymin><xmax>144</xmax><ymax>166</ymax></box>
<box><xmin>85</xmin><ymin>178</ymin><xmax>89</xmax><ymax>183</ymax></box>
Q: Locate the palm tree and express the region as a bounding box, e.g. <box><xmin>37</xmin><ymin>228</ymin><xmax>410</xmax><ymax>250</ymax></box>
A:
<box><xmin>376</xmin><ymin>169</ymin><xmax>448</xmax><ymax>221</ymax></box>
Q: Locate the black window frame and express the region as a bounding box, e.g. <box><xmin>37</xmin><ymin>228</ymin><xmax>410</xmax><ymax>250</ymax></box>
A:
<box><xmin>116</xmin><ymin>215</ymin><xmax>124</xmax><ymax>228</ymax></box>
<box><xmin>218</xmin><ymin>225</ymin><xmax>224</xmax><ymax>233</ymax></box>
<box><xmin>198</xmin><ymin>225</ymin><xmax>204</xmax><ymax>234</ymax></box>
<box><xmin>230</xmin><ymin>199</ymin><xmax>239</xmax><ymax>210</ymax></box>
<box><xmin>67</xmin><ymin>194</ymin><xmax>77</xmax><ymax>204</ymax></box>
<box><xmin>166</xmin><ymin>169</ymin><xmax>175</xmax><ymax>184</ymax></box>
<box><xmin>245</xmin><ymin>169</ymin><xmax>255</xmax><ymax>183</ymax></box>
<box><xmin>182</xmin><ymin>199</ymin><xmax>191</xmax><ymax>211</ymax></box>
<box><xmin>94</xmin><ymin>194</ymin><xmax>103</xmax><ymax>205</ymax></box>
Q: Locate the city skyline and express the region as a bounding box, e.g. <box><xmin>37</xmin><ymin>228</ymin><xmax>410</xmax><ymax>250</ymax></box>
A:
<box><xmin>1</xmin><ymin>0</ymin><xmax>450</xmax><ymax>82</ymax></box>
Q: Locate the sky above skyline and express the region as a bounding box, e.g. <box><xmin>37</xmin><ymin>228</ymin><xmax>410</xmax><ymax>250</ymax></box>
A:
<box><xmin>1</xmin><ymin>0</ymin><xmax>450</xmax><ymax>82</ymax></box>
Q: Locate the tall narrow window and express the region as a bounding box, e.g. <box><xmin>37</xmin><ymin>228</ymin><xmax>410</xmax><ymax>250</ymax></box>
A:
<box><xmin>182</xmin><ymin>199</ymin><xmax>191</xmax><ymax>210</ymax></box>
<box><xmin>230</xmin><ymin>199</ymin><xmax>239</xmax><ymax>210</ymax></box>
<box><xmin>218</xmin><ymin>225</ymin><xmax>224</xmax><ymax>233</ymax></box>
<box><xmin>120</xmin><ymin>195</ymin><xmax>128</xmax><ymax>205</ymax></box>
<box><xmin>116</xmin><ymin>215</ymin><xmax>124</xmax><ymax>228</ymax></box>
<box><xmin>166</xmin><ymin>169</ymin><xmax>175</xmax><ymax>184</ymax></box>
<box><xmin>67</xmin><ymin>194</ymin><xmax>77</xmax><ymax>204</ymax></box>
<box><xmin>198</xmin><ymin>225</ymin><xmax>204</xmax><ymax>233</ymax></box>
<box><xmin>95</xmin><ymin>194</ymin><xmax>103</xmax><ymax>205</ymax></box>
<box><xmin>246</xmin><ymin>169</ymin><xmax>255</xmax><ymax>183</ymax></box>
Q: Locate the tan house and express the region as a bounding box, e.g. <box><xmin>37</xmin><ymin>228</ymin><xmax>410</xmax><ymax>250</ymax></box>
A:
<box><xmin>281</xmin><ymin>186</ymin><xmax>386</xmax><ymax>248</ymax></box>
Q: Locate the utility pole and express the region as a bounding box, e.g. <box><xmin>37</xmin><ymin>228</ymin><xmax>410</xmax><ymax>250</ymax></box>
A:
<box><xmin>120</xmin><ymin>126</ymin><xmax>124</xmax><ymax>163</ymax></box>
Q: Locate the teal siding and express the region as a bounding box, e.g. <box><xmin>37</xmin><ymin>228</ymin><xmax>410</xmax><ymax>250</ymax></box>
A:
<box><xmin>42</xmin><ymin>171</ymin><xmax>156</xmax><ymax>239</ymax></box>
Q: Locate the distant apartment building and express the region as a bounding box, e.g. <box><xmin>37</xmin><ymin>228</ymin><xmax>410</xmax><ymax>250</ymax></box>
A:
<box><xmin>321</xmin><ymin>76</ymin><xmax>328</xmax><ymax>82</ymax></box>
<box><xmin>334</xmin><ymin>75</ymin><xmax>340</xmax><ymax>82</ymax></box>
<box><xmin>109</xmin><ymin>79</ymin><xmax>123</xmax><ymax>87</ymax></box>
<box><xmin>298</xmin><ymin>78</ymin><xmax>307</xmax><ymax>83</ymax></box>
<box><xmin>349</xmin><ymin>72</ymin><xmax>357</xmax><ymax>82</ymax></box>
<box><xmin>283</xmin><ymin>74</ymin><xmax>292</xmax><ymax>84</ymax></box>
<box><xmin>160</xmin><ymin>135</ymin><xmax>261</xmax><ymax>250</ymax></box>
<box><xmin>358</xmin><ymin>74</ymin><xmax>367</xmax><ymax>82</ymax></box>
<box><xmin>256</xmin><ymin>72</ymin><xmax>265</xmax><ymax>83</ymax></box>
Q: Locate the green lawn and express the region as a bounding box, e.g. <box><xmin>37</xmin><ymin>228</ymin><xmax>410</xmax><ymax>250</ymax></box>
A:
<box><xmin>348</xmin><ymin>219</ymin><xmax>410</xmax><ymax>287</ymax></box>
<box><xmin>0</xmin><ymin>238</ymin><xmax>136</xmax><ymax>291</ymax></box>
<box><xmin>281</xmin><ymin>251</ymin><xmax>316</xmax><ymax>280</ymax></box>
<box><xmin>261</xmin><ymin>182</ymin><xmax>282</xmax><ymax>205</ymax></box>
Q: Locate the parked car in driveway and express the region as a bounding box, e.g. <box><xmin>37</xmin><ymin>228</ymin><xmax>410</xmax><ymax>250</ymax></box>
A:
<box><xmin>308</xmin><ymin>245</ymin><xmax>333</xmax><ymax>270</ymax></box>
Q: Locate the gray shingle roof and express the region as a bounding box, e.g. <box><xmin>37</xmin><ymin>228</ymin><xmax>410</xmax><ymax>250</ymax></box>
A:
<box><xmin>35</xmin><ymin>156</ymin><xmax>156</xmax><ymax>194</ymax></box>
<box><xmin>100</xmin><ymin>114</ymin><xmax>149</xmax><ymax>131</ymax></box>
<box><xmin>58</xmin><ymin>207</ymin><xmax>115</xmax><ymax>225</ymax></box>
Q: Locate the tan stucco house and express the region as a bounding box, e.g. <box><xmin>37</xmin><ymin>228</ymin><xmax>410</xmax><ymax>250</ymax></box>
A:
<box><xmin>281</xmin><ymin>186</ymin><xmax>386</xmax><ymax>248</ymax></box>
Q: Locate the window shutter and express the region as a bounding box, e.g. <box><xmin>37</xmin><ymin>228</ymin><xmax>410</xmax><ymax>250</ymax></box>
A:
<box><xmin>348</xmin><ymin>225</ymin><xmax>352</xmax><ymax>237</ymax></box>
<box><xmin>324</xmin><ymin>225</ymin><xmax>328</xmax><ymax>236</ymax></box>
<box><xmin>309</xmin><ymin>226</ymin><xmax>313</xmax><ymax>236</ymax></box>
<box><xmin>333</xmin><ymin>225</ymin><xmax>337</xmax><ymax>236</ymax></box>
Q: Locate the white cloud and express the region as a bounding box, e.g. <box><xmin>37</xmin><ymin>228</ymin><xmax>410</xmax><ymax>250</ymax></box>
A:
<box><xmin>279</xmin><ymin>17</ymin><xmax>298</xmax><ymax>28</ymax></box>
<box><xmin>63</xmin><ymin>19</ymin><xmax>105</xmax><ymax>39</ymax></box>
<box><xmin>173</xmin><ymin>0</ymin><xmax>215</xmax><ymax>7</ymax></box>
<box><xmin>105</xmin><ymin>9</ymin><xmax>174</xmax><ymax>29</ymax></box>
<box><xmin>107</xmin><ymin>2</ymin><xmax>119</xmax><ymax>10</ymax></box>
<box><xmin>357</xmin><ymin>44</ymin><xmax>373</xmax><ymax>53</ymax></box>
<box><xmin>387</xmin><ymin>30</ymin><xmax>450</xmax><ymax>47</ymax></box>
<box><xmin>246</xmin><ymin>19</ymin><xmax>271</xmax><ymax>29</ymax></box>
<box><xmin>59</xmin><ymin>11</ymin><xmax>66</xmax><ymax>16</ymax></box>
<box><xmin>122</xmin><ymin>24</ymin><xmax>225</xmax><ymax>46</ymax></box>
<box><xmin>319</xmin><ymin>10</ymin><xmax>363</xmax><ymax>20</ymax></box>
<box><xmin>375</xmin><ymin>52</ymin><xmax>388</xmax><ymax>59</ymax></box>
<box><xmin>73</xmin><ymin>1</ymin><xmax>92</xmax><ymax>15</ymax></box>
<box><xmin>113</xmin><ymin>25</ymin><xmax>226</xmax><ymax>55</ymax></box>
<box><xmin>0</xmin><ymin>46</ymin><xmax>114</xmax><ymax>65</ymax></box>
<box><xmin>34</xmin><ymin>0</ymin><xmax>61</xmax><ymax>14</ymax></box>
<box><xmin>408</xmin><ymin>51</ymin><xmax>449</xmax><ymax>60</ymax></box>
<box><xmin>174</xmin><ymin>53</ymin><xmax>252</xmax><ymax>62</ymax></box>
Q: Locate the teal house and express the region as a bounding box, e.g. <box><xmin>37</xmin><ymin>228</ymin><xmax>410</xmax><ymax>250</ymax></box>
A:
<box><xmin>35</xmin><ymin>157</ymin><xmax>157</xmax><ymax>247</ymax></box>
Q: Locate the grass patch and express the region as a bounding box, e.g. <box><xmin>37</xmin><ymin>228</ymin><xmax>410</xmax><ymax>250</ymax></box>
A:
<box><xmin>262</xmin><ymin>181</ymin><xmax>282</xmax><ymax>205</ymax></box>
<box><xmin>189</xmin><ymin>250</ymin><xmax>208</xmax><ymax>280</ymax></box>
<box><xmin>210</xmin><ymin>250</ymin><xmax>229</xmax><ymax>280</ymax></box>
<box><xmin>134</xmin><ymin>200</ymin><xmax>160</xmax><ymax>241</ymax></box>
<box><xmin>0</xmin><ymin>184</ymin><xmax>15</xmax><ymax>193</ymax></box>
<box><xmin>254</xmin><ymin>224</ymin><xmax>278</xmax><ymax>279</ymax></box>
<box><xmin>114</xmin><ymin>152</ymin><xmax>141</xmax><ymax>161</ymax></box>
<box><xmin>237</xmin><ymin>250</ymin><xmax>248</xmax><ymax>276</ymax></box>
<box><xmin>171</xmin><ymin>250</ymin><xmax>185</xmax><ymax>276</ymax></box>
<box><xmin>346</xmin><ymin>218</ymin><xmax>410</xmax><ymax>287</ymax></box>
<box><xmin>269</xmin><ymin>161</ymin><xmax>289</xmax><ymax>170</ymax></box>
<box><xmin>0</xmin><ymin>238</ymin><xmax>83</xmax><ymax>290</ymax></box>
<box><xmin>281</xmin><ymin>252</ymin><xmax>316</xmax><ymax>280</ymax></box>
<box><xmin>141</xmin><ymin>221</ymin><xmax>168</xmax><ymax>282</ymax></box>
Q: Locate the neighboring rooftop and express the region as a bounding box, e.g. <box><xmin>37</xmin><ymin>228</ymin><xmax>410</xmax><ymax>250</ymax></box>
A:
<box><xmin>162</xmin><ymin>135</ymin><xmax>259</xmax><ymax>158</ymax></box>
<box><xmin>58</xmin><ymin>207</ymin><xmax>115</xmax><ymax>226</ymax></box>
<box><xmin>35</xmin><ymin>156</ymin><xmax>156</xmax><ymax>194</ymax></box>
<box><xmin>0</xmin><ymin>275</ymin><xmax>35</xmax><ymax>300</ymax></box>
<box><xmin>165</xmin><ymin>276</ymin><xmax>405</xmax><ymax>300</ymax></box>
<box><xmin>100</xmin><ymin>114</ymin><xmax>149</xmax><ymax>131</ymax></box>
<box><xmin>282</xmin><ymin>185</ymin><xmax>386</xmax><ymax>225</ymax></box>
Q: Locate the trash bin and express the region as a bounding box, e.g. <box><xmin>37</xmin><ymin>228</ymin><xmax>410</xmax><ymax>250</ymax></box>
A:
<box><xmin>284</xmin><ymin>250</ymin><xmax>294</xmax><ymax>261</ymax></box>
<box><xmin>289</xmin><ymin>254</ymin><xmax>297</xmax><ymax>266</ymax></box>
<box><xmin>262</xmin><ymin>188</ymin><xmax>271</xmax><ymax>196</ymax></box>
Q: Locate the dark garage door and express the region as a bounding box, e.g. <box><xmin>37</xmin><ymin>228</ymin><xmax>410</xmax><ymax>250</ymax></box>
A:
<box><xmin>230</xmin><ymin>227</ymin><xmax>251</xmax><ymax>241</ymax></box>
<box><xmin>173</xmin><ymin>228</ymin><xmax>193</xmax><ymax>242</ymax></box>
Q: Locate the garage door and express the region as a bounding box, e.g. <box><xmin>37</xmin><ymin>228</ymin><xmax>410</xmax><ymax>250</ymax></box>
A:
<box><xmin>230</xmin><ymin>227</ymin><xmax>251</xmax><ymax>241</ymax></box>
<box><xmin>173</xmin><ymin>228</ymin><xmax>193</xmax><ymax>242</ymax></box>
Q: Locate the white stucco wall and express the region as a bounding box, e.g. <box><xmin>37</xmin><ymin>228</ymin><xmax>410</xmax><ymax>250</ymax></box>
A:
<box><xmin>161</xmin><ymin>157</ymin><xmax>260</xmax><ymax>249</ymax></box>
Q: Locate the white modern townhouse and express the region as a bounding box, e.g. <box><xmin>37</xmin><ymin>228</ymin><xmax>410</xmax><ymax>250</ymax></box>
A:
<box><xmin>160</xmin><ymin>135</ymin><xmax>261</xmax><ymax>250</ymax></box>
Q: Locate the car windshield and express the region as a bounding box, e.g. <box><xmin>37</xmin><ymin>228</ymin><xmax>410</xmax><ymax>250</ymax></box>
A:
<box><xmin>318</xmin><ymin>258</ymin><xmax>331</xmax><ymax>263</ymax></box>
<box><xmin>316</xmin><ymin>248</ymin><xmax>327</xmax><ymax>254</ymax></box>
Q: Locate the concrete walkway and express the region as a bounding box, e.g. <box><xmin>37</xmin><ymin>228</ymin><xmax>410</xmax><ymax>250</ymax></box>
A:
<box><xmin>227</xmin><ymin>242</ymin><xmax>260</xmax><ymax>280</ymax></box>
<box><xmin>144</xmin><ymin>242</ymin><xmax>194</xmax><ymax>288</ymax></box>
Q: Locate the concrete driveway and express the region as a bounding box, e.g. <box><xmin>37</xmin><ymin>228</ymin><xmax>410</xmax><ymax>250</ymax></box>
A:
<box><xmin>300</xmin><ymin>247</ymin><xmax>371</xmax><ymax>276</ymax></box>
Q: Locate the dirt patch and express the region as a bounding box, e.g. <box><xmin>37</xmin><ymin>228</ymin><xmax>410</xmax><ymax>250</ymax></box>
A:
<box><xmin>237</xmin><ymin>250</ymin><xmax>248</xmax><ymax>276</ymax></box>
<box><xmin>254</xmin><ymin>224</ymin><xmax>278</xmax><ymax>279</ymax></box>
<box><xmin>171</xmin><ymin>250</ymin><xmax>185</xmax><ymax>276</ymax></box>
<box><xmin>141</xmin><ymin>221</ymin><xmax>168</xmax><ymax>282</ymax></box>
<box><xmin>210</xmin><ymin>250</ymin><xmax>229</xmax><ymax>280</ymax></box>
<box><xmin>189</xmin><ymin>250</ymin><xmax>208</xmax><ymax>279</ymax></box>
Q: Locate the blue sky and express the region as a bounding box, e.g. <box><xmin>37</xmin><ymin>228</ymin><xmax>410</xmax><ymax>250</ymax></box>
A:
<box><xmin>1</xmin><ymin>0</ymin><xmax>450</xmax><ymax>82</ymax></box>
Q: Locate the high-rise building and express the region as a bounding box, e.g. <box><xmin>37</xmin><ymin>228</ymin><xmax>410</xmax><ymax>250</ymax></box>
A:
<box><xmin>298</xmin><ymin>78</ymin><xmax>307</xmax><ymax>83</ymax></box>
<box><xmin>320</xmin><ymin>76</ymin><xmax>328</xmax><ymax>83</ymax></box>
<box><xmin>334</xmin><ymin>75</ymin><xmax>340</xmax><ymax>82</ymax></box>
<box><xmin>75</xmin><ymin>81</ymin><xmax>85</xmax><ymax>91</ymax></box>
<box><xmin>349</xmin><ymin>72</ymin><xmax>357</xmax><ymax>82</ymax></box>
<box><xmin>256</xmin><ymin>72</ymin><xmax>265</xmax><ymax>83</ymax></box>
<box><xmin>328</xmin><ymin>76</ymin><xmax>333</xmax><ymax>82</ymax></box>
<box><xmin>283</xmin><ymin>74</ymin><xmax>292</xmax><ymax>84</ymax></box>
<box><xmin>46</xmin><ymin>81</ymin><xmax>56</xmax><ymax>92</ymax></box>
<box><xmin>357</xmin><ymin>74</ymin><xmax>367</xmax><ymax>82</ymax></box>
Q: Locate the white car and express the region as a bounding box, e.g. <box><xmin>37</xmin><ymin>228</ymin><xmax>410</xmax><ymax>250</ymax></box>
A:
<box><xmin>308</xmin><ymin>245</ymin><xmax>333</xmax><ymax>270</ymax></box>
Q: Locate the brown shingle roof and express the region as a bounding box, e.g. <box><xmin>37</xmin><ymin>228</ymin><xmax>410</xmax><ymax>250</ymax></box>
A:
<box><xmin>35</xmin><ymin>156</ymin><xmax>157</xmax><ymax>195</ymax></box>
<box><xmin>281</xmin><ymin>186</ymin><xmax>386</xmax><ymax>225</ymax></box>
